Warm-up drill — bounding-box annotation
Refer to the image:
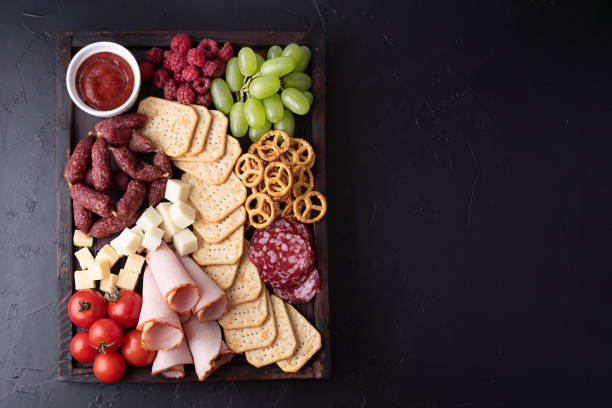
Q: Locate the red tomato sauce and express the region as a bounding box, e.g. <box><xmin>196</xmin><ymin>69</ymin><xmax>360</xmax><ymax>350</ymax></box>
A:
<box><xmin>76</xmin><ymin>52</ymin><xmax>134</xmax><ymax>111</ymax></box>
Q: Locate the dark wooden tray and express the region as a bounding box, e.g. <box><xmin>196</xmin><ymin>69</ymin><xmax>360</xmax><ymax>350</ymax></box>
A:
<box><xmin>56</xmin><ymin>31</ymin><xmax>329</xmax><ymax>382</ymax></box>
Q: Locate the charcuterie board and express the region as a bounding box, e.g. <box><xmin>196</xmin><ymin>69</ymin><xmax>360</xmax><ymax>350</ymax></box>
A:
<box><xmin>56</xmin><ymin>31</ymin><xmax>329</xmax><ymax>382</ymax></box>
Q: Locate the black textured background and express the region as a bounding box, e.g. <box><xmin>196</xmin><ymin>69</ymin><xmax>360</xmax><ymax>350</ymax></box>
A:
<box><xmin>1</xmin><ymin>0</ymin><xmax>608</xmax><ymax>406</ymax></box>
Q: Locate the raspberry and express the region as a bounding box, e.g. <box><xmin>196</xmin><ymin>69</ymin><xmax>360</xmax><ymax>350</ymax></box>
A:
<box><xmin>212</xmin><ymin>58</ymin><xmax>226</xmax><ymax>78</ymax></box>
<box><xmin>217</xmin><ymin>42</ymin><xmax>234</xmax><ymax>62</ymax></box>
<box><xmin>181</xmin><ymin>65</ymin><xmax>200</xmax><ymax>82</ymax></box>
<box><xmin>153</xmin><ymin>69</ymin><xmax>170</xmax><ymax>88</ymax></box>
<box><xmin>164</xmin><ymin>51</ymin><xmax>186</xmax><ymax>73</ymax></box>
<box><xmin>173</xmin><ymin>70</ymin><xmax>184</xmax><ymax>84</ymax></box>
<box><xmin>197</xmin><ymin>39</ymin><xmax>219</xmax><ymax>59</ymax></box>
<box><xmin>163</xmin><ymin>79</ymin><xmax>178</xmax><ymax>100</ymax></box>
<box><xmin>201</xmin><ymin>60</ymin><xmax>218</xmax><ymax>78</ymax></box>
<box><xmin>192</xmin><ymin>77</ymin><xmax>211</xmax><ymax>94</ymax></box>
<box><xmin>176</xmin><ymin>84</ymin><xmax>195</xmax><ymax>104</ymax></box>
<box><xmin>163</xmin><ymin>50</ymin><xmax>173</xmax><ymax>59</ymax></box>
<box><xmin>139</xmin><ymin>62</ymin><xmax>155</xmax><ymax>81</ymax></box>
<box><xmin>145</xmin><ymin>47</ymin><xmax>163</xmax><ymax>64</ymax></box>
<box><xmin>196</xmin><ymin>92</ymin><xmax>212</xmax><ymax>107</ymax></box>
<box><xmin>171</xmin><ymin>33</ymin><xmax>191</xmax><ymax>55</ymax></box>
<box><xmin>186</xmin><ymin>48</ymin><xmax>206</xmax><ymax>67</ymax></box>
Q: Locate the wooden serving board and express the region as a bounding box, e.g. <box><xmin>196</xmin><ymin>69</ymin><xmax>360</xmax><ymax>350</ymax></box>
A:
<box><xmin>56</xmin><ymin>31</ymin><xmax>329</xmax><ymax>382</ymax></box>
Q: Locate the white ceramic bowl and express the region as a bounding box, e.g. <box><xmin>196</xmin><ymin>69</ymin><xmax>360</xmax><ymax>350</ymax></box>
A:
<box><xmin>66</xmin><ymin>41</ymin><xmax>141</xmax><ymax>118</ymax></box>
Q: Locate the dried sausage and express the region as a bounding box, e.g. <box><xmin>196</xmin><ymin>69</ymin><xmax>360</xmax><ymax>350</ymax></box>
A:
<box><xmin>91</xmin><ymin>137</ymin><xmax>111</xmax><ymax>193</ymax></box>
<box><xmin>70</xmin><ymin>183</ymin><xmax>116</xmax><ymax>218</ymax></box>
<box><xmin>84</xmin><ymin>168</ymin><xmax>95</xmax><ymax>187</ymax></box>
<box><xmin>129</xmin><ymin>130</ymin><xmax>157</xmax><ymax>153</ymax></box>
<box><xmin>94</xmin><ymin>113</ymin><xmax>147</xmax><ymax>147</ymax></box>
<box><xmin>73</xmin><ymin>200</ymin><xmax>93</xmax><ymax>234</ymax></box>
<box><xmin>111</xmin><ymin>169</ymin><xmax>130</xmax><ymax>191</ymax></box>
<box><xmin>111</xmin><ymin>147</ymin><xmax>164</xmax><ymax>182</ymax></box>
<box><xmin>116</xmin><ymin>180</ymin><xmax>146</xmax><ymax>219</ymax></box>
<box><xmin>88</xmin><ymin>211</ymin><xmax>142</xmax><ymax>239</ymax></box>
<box><xmin>153</xmin><ymin>151</ymin><xmax>172</xmax><ymax>178</ymax></box>
<box><xmin>64</xmin><ymin>134</ymin><xmax>95</xmax><ymax>184</ymax></box>
<box><xmin>147</xmin><ymin>179</ymin><xmax>167</xmax><ymax>206</ymax></box>
<box><xmin>272</xmin><ymin>268</ymin><xmax>319</xmax><ymax>304</ymax></box>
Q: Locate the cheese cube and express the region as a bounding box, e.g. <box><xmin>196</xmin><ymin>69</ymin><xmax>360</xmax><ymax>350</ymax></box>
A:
<box><xmin>117</xmin><ymin>269</ymin><xmax>140</xmax><ymax>290</ymax></box>
<box><xmin>99</xmin><ymin>273</ymin><xmax>119</xmax><ymax>293</ymax></box>
<box><xmin>88</xmin><ymin>261</ymin><xmax>110</xmax><ymax>281</ymax></box>
<box><xmin>75</xmin><ymin>247</ymin><xmax>95</xmax><ymax>270</ymax></box>
<box><xmin>73</xmin><ymin>230</ymin><xmax>93</xmax><ymax>247</ymax></box>
<box><xmin>95</xmin><ymin>245</ymin><xmax>121</xmax><ymax>268</ymax></box>
<box><xmin>136</xmin><ymin>206</ymin><xmax>163</xmax><ymax>232</ymax></box>
<box><xmin>156</xmin><ymin>202</ymin><xmax>182</xmax><ymax>242</ymax></box>
<box><xmin>124</xmin><ymin>254</ymin><xmax>145</xmax><ymax>274</ymax></box>
<box><xmin>169</xmin><ymin>201</ymin><xmax>196</xmax><ymax>229</ymax></box>
<box><xmin>142</xmin><ymin>227</ymin><xmax>164</xmax><ymax>251</ymax></box>
<box><xmin>74</xmin><ymin>270</ymin><xmax>95</xmax><ymax>290</ymax></box>
<box><xmin>111</xmin><ymin>228</ymin><xmax>142</xmax><ymax>256</ymax></box>
<box><xmin>173</xmin><ymin>229</ymin><xmax>198</xmax><ymax>256</ymax></box>
<box><xmin>131</xmin><ymin>227</ymin><xmax>146</xmax><ymax>253</ymax></box>
<box><xmin>164</xmin><ymin>179</ymin><xmax>190</xmax><ymax>203</ymax></box>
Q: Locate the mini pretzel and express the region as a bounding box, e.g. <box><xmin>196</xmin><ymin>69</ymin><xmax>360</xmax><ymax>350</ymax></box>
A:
<box><xmin>281</xmin><ymin>138</ymin><xmax>315</xmax><ymax>169</ymax></box>
<box><xmin>245</xmin><ymin>192</ymin><xmax>276</xmax><ymax>229</ymax></box>
<box><xmin>256</xmin><ymin>130</ymin><xmax>290</xmax><ymax>162</ymax></box>
<box><xmin>291</xmin><ymin>165</ymin><xmax>314</xmax><ymax>198</ymax></box>
<box><xmin>293</xmin><ymin>190</ymin><xmax>327</xmax><ymax>224</ymax></box>
<box><xmin>275</xmin><ymin>194</ymin><xmax>295</xmax><ymax>218</ymax></box>
<box><xmin>251</xmin><ymin>181</ymin><xmax>267</xmax><ymax>195</ymax></box>
<box><xmin>234</xmin><ymin>153</ymin><xmax>264</xmax><ymax>188</ymax></box>
<box><xmin>264</xmin><ymin>162</ymin><xmax>293</xmax><ymax>198</ymax></box>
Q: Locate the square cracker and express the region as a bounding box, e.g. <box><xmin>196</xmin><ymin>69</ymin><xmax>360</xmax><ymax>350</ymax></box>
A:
<box><xmin>193</xmin><ymin>206</ymin><xmax>246</xmax><ymax>244</ymax></box>
<box><xmin>182</xmin><ymin>172</ymin><xmax>246</xmax><ymax>223</ymax></box>
<box><xmin>137</xmin><ymin>97</ymin><xmax>197</xmax><ymax>157</ymax></box>
<box><xmin>173</xmin><ymin>136</ymin><xmax>242</xmax><ymax>186</ymax></box>
<box><xmin>169</xmin><ymin>110</ymin><xmax>227</xmax><ymax>162</ymax></box>
<box><xmin>182</xmin><ymin>104</ymin><xmax>212</xmax><ymax>156</ymax></box>
<box><xmin>226</xmin><ymin>241</ymin><xmax>263</xmax><ymax>306</ymax></box>
<box><xmin>245</xmin><ymin>295</ymin><xmax>297</xmax><ymax>367</ymax></box>
<box><xmin>276</xmin><ymin>303</ymin><xmax>322</xmax><ymax>373</ymax></box>
<box><xmin>218</xmin><ymin>286</ymin><xmax>268</xmax><ymax>330</ymax></box>
<box><xmin>192</xmin><ymin>226</ymin><xmax>244</xmax><ymax>266</ymax></box>
<box><xmin>203</xmin><ymin>262</ymin><xmax>239</xmax><ymax>290</ymax></box>
<box><xmin>223</xmin><ymin>291</ymin><xmax>277</xmax><ymax>353</ymax></box>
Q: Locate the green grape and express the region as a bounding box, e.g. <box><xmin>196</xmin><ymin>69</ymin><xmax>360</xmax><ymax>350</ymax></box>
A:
<box><xmin>303</xmin><ymin>90</ymin><xmax>314</xmax><ymax>105</ymax></box>
<box><xmin>255</xmin><ymin>53</ymin><xmax>265</xmax><ymax>72</ymax></box>
<box><xmin>282</xmin><ymin>72</ymin><xmax>312</xmax><ymax>91</ymax></box>
<box><xmin>248</xmin><ymin>120</ymin><xmax>272</xmax><ymax>143</ymax></box>
<box><xmin>210</xmin><ymin>78</ymin><xmax>233</xmax><ymax>114</ymax></box>
<box><xmin>262</xmin><ymin>93</ymin><xmax>284</xmax><ymax>123</ymax></box>
<box><xmin>237</xmin><ymin>47</ymin><xmax>257</xmax><ymax>76</ymax></box>
<box><xmin>273</xmin><ymin>109</ymin><xmax>295</xmax><ymax>137</ymax></box>
<box><xmin>249</xmin><ymin>75</ymin><xmax>281</xmax><ymax>99</ymax></box>
<box><xmin>267</xmin><ymin>45</ymin><xmax>282</xmax><ymax>59</ymax></box>
<box><xmin>244</xmin><ymin>97</ymin><xmax>266</xmax><ymax>129</ymax></box>
<box><xmin>282</xmin><ymin>43</ymin><xmax>302</xmax><ymax>66</ymax></box>
<box><xmin>281</xmin><ymin>88</ymin><xmax>310</xmax><ymax>115</ymax></box>
<box><xmin>293</xmin><ymin>46</ymin><xmax>311</xmax><ymax>72</ymax></box>
<box><xmin>260</xmin><ymin>56</ymin><xmax>296</xmax><ymax>77</ymax></box>
<box><xmin>225</xmin><ymin>57</ymin><xmax>244</xmax><ymax>92</ymax></box>
<box><xmin>229</xmin><ymin>102</ymin><xmax>248</xmax><ymax>138</ymax></box>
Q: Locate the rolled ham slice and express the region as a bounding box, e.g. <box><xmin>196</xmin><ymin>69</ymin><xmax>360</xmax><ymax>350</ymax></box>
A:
<box><xmin>182</xmin><ymin>318</ymin><xmax>222</xmax><ymax>381</ymax></box>
<box><xmin>147</xmin><ymin>241</ymin><xmax>200</xmax><ymax>313</ymax></box>
<box><xmin>213</xmin><ymin>341</ymin><xmax>234</xmax><ymax>372</ymax></box>
<box><xmin>137</xmin><ymin>267</ymin><xmax>184</xmax><ymax>350</ymax></box>
<box><xmin>175</xmin><ymin>250</ymin><xmax>228</xmax><ymax>322</ymax></box>
<box><xmin>152</xmin><ymin>339</ymin><xmax>194</xmax><ymax>378</ymax></box>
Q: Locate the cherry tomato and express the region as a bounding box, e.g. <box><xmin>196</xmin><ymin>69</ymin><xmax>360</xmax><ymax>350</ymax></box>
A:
<box><xmin>93</xmin><ymin>351</ymin><xmax>126</xmax><ymax>383</ymax></box>
<box><xmin>106</xmin><ymin>288</ymin><xmax>142</xmax><ymax>329</ymax></box>
<box><xmin>122</xmin><ymin>329</ymin><xmax>157</xmax><ymax>367</ymax></box>
<box><xmin>68</xmin><ymin>289</ymin><xmax>106</xmax><ymax>329</ymax></box>
<box><xmin>70</xmin><ymin>331</ymin><xmax>98</xmax><ymax>363</ymax></box>
<box><xmin>89</xmin><ymin>318</ymin><xmax>123</xmax><ymax>353</ymax></box>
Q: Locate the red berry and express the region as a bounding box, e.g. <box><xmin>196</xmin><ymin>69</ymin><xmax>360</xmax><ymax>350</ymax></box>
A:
<box><xmin>139</xmin><ymin>62</ymin><xmax>155</xmax><ymax>81</ymax></box>
<box><xmin>197</xmin><ymin>39</ymin><xmax>219</xmax><ymax>59</ymax></box>
<box><xmin>173</xmin><ymin>70</ymin><xmax>184</xmax><ymax>84</ymax></box>
<box><xmin>145</xmin><ymin>47</ymin><xmax>163</xmax><ymax>64</ymax></box>
<box><xmin>164</xmin><ymin>51</ymin><xmax>186</xmax><ymax>73</ymax></box>
<box><xmin>192</xmin><ymin>77</ymin><xmax>211</xmax><ymax>94</ymax></box>
<box><xmin>163</xmin><ymin>50</ymin><xmax>173</xmax><ymax>59</ymax></box>
<box><xmin>181</xmin><ymin>65</ymin><xmax>200</xmax><ymax>82</ymax></box>
<box><xmin>212</xmin><ymin>58</ymin><xmax>226</xmax><ymax>78</ymax></box>
<box><xmin>186</xmin><ymin>48</ymin><xmax>206</xmax><ymax>67</ymax></box>
<box><xmin>171</xmin><ymin>33</ymin><xmax>191</xmax><ymax>55</ymax></box>
<box><xmin>201</xmin><ymin>60</ymin><xmax>218</xmax><ymax>78</ymax></box>
<box><xmin>217</xmin><ymin>42</ymin><xmax>234</xmax><ymax>62</ymax></box>
<box><xmin>197</xmin><ymin>92</ymin><xmax>212</xmax><ymax>107</ymax></box>
<box><xmin>163</xmin><ymin>79</ymin><xmax>178</xmax><ymax>100</ymax></box>
<box><xmin>176</xmin><ymin>84</ymin><xmax>196</xmax><ymax>104</ymax></box>
<box><xmin>153</xmin><ymin>69</ymin><xmax>170</xmax><ymax>88</ymax></box>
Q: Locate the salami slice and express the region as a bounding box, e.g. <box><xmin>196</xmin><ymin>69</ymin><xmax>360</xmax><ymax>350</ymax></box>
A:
<box><xmin>257</xmin><ymin>217</ymin><xmax>313</xmax><ymax>246</ymax></box>
<box><xmin>256</xmin><ymin>230</ymin><xmax>314</xmax><ymax>288</ymax></box>
<box><xmin>273</xmin><ymin>267</ymin><xmax>320</xmax><ymax>304</ymax></box>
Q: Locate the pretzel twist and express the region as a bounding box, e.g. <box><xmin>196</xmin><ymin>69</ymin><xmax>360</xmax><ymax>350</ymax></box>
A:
<box><xmin>281</xmin><ymin>138</ymin><xmax>315</xmax><ymax>169</ymax></box>
<box><xmin>245</xmin><ymin>192</ymin><xmax>276</xmax><ymax>229</ymax></box>
<box><xmin>234</xmin><ymin>153</ymin><xmax>264</xmax><ymax>188</ymax></box>
<box><xmin>264</xmin><ymin>162</ymin><xmax>293</xmax><ymax>198</ymax></box>
<box><xmin>255</xmin><ymin>130</ymin><xmax>290</xmax><ymax>162</ymax></box>
<box><xmin>291</xmin><ymin>165</ymin><xmax>314</xmax><ymax>198</ymax></box>
<box><xmin>293</xmin><ymin>190</ymin><xmax>327</xmax><ymax>224</ymax></box>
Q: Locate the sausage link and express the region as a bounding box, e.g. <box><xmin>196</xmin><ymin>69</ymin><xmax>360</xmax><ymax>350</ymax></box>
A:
<box><xmin>64</xmin><ymin>134</ymin><xmax>95</xmax><ymax>184</ymax></box>
<box><xmin>84</xmin><ymin>168</ymin><xmax>94</xmax><ymax>187</ymax></box>
<box><xmin>73</xmin><ymin>200</ymin><xmax>93</xmax><ymax>233</ymax></box>
<box><xmin>111</xmin><ymin>147</ymin><xmax>164</xmax><ymax>182</ymax></box>
<box><xmin>88</xmin><ymin>210</ymin><xmax>143</xmax><ymax>239</ymax></box>
<box><xmin>111</xmin><ymin>169</ymin><xmax>130</xmax><ymax>191</ymax></box>
<box><xmin>94</xmin><ymin>113</ymin><xmax>147</xmax><ymax>147</ymax></box>
<box><xmin>147</xmin><ymin>179</ymin><xmax>167</xmax><ymax>206</ymax></box>
<box><xmin>116</xmin><ymin>180</ymin><xmax>146</xmax><ymax>219</ymax></box>
<box><xmin>70</xmin><ymin>183</ymin><xmax>116</xmax><ymax>218</ymax></box>
<box><xmin>91</xmin><ymin>137</ymin><xmax>111</xmax><ymax>193</ymax></box>
<box><xmin>153</xmin><ymin>151</ymin><xmax>172</xmax><ymax>178</ymax></box>
<box><xmin>129</xmin><ymin>130</ymin><xmax>157</xmax><ymax>153</ymax></box>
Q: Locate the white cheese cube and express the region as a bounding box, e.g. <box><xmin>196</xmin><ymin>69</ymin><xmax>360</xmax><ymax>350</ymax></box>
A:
<box><xmin>75</xmin><ymin>247</ymin><xmax>95</xmax><ymax>270</ymax></box>
<box><xmin>88</xmin><ymin>261</ymin><xmax>110</xmax><ymax>281</ymax></box>
<box><xmin>164</xmin><ymin>179</ymin><xmax>190</xmax><ymax>203</ymax></box>
<box><xmin>142</xmin><ymin>227</ymin><xmax>164</xmax><ymax>251</ymax></box>
<box><xmin>169</xmin><ymin>201</ymin><xmax>196</xmax><ymax>229</ymax></box>
<box><xmin>111</xmin><ymin>228</ymin><xmax>142</xmax><ymax>256</ymax></box>
<box><xmin>74</xmin><ymin>270</ymin><xmax>95</xmax><ymax>290</ymax></box>
<box><xmin>136</xmin><ymin>206</ymin><xmax>163</xmax><ymax>232</ymax></box>
<box><xmin>99</xmin><ymin>273</ymin><xmax>119</xmax><ymax>293</ymax></box>
<box><xmin>117</xmin><ymin>269</ymin><xmax>140</xmax><ymax>290</ymax></box>
<box><xmin>95</xmin><ymin>245</ymin><xmax>121</xmax><ymax>268</ymax></box>
<box><xmin>173</xmin><ymin>229</ymin><xmax>198</xmax><ymax>256</ymax></box>
<box><xmin>73</xmin><ymin>230</ymin><xmax>93</xmax><ymax>247</ymax></box>
<box><xmin>131</xmin><ymin>227</ymin><xmax>146</xmax><ymax>253</ymax></box>
<box><xmin>156</xmin><ymin>202</ymin><xmax>182</xmax><ymax>242</ymax></box>
<box><xmin>124</xmin><ymin>254</ymin><xmax>145</xmax><ymax>274</ymax></box>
